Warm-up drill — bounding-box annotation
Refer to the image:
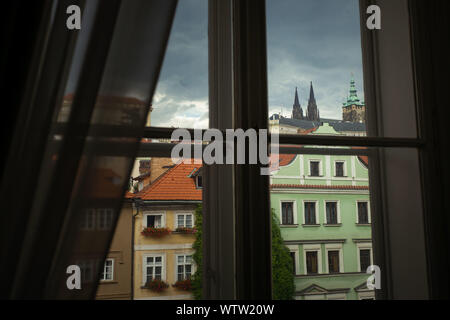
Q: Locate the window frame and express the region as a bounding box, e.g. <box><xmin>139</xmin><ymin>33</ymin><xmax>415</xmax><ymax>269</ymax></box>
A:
<box><xmin>286</xmin><ymin>244</ymin><xmax>300</xmax><ymax>275</ymax></box>
<box><xmin>356</xmin><ymin>200</ymin><xmax>371</xmax><ymax>224</ymax></box>
<box><xmin>303</xmin><ymin>200</ymin><xmax>319</xmax><ymax>226</ymax></box>
<box><xmin>142</xmin><ymin>253</ymin><xmax>166</xmax><ymax>285</ymax></box>
<box><xmin>135</xmin><ymin>0</ymin><xmax>436</xmax><ymax>300</ymax></box>
<box><xmin>324</xmin><ymin>200</ymin><xmax>341</xmax><ymax>225</ymax></box>
<box><xmin>308</xmin><ymin>159</ymin><xmax>323</xmax><ymax>177</ymax></box>
<box><xmin>175</xmin><ymin>212</ymin><xmax>195</xmax><ymax>229</ymax></box>
<box><xmin>334</xmin><ymin>160</ymin><xmax>347</xmax><ymax>177</ymax></box>
<box><xmin>143</xmin><ymin>212</ymin><xmax>166</xmax><ymax>228</ymax></box>
<box><xmin>100</xmin><ymin>258</ymin><xmax>114</xmax><ymax>281</ymax></box>
<box><xmin>175</xmin><ymin>253</ymin><xmax>195</xmax><ymax>282</ymax></box>
<box><xmin>303</xmin><ymin>244</ymin><xmax>322</xmax><ymax>275</ymax></box>
<box><xmin>325</xmin><ymin>243</ymin><xmax>344</xmax><ymax>274</ymax></box>
<box><xmin>357</xmin><ymin>242</ymin><xmax>373</xmax><ymax>273</ymax></box>
<box><xmin>280</xmin><ymin>200</ymin><xmax>297</xmax><ymax>225</ymax></box>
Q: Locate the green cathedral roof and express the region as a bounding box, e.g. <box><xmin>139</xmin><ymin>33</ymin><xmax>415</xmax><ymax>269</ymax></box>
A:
<box><xmin>343</xmin><ymin>76</ymin><xmax>364</xmax><ymax>107</ymax></box>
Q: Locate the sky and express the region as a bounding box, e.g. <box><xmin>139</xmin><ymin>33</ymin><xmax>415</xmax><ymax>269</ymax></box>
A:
<box><xmin>150</xmin><ymin>0</ymin><xmax>364</xmax><ymax>128</ymax></box>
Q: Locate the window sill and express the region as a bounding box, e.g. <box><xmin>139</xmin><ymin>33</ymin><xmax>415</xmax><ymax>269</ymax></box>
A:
<box><xmin>334</xmin><ymin>176</ymin><xmax>348</xmax><ymax>178</ymax></box>
<box><xmin>356</xmin><ymin>223</ymin><xmax>371</xmax><ymax>226</ymax></box>
<box><xmin>324</xmin><ymin>223</ymin><xmax>342</xmax><ymax>227</ymax></box>
<box><xmin>302</xmin><ymin>224</ymin><xmax>320</xmax><ymax>227</ymax></box>
<box><xmin>280</xmin><ymin>224</ymin><xmax>299</xmax><ymax>228</ymax></box>
<box><xmin>308</xmin><ymin>175</ymin><xmax>324</xmax><ymax>178</ymax></box>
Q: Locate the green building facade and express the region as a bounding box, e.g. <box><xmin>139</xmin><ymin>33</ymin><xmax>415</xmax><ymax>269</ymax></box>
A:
<box><xmin>270</xmin><ymin>125</ymin><xmax>375</xmax><ymax>300</ymax></box>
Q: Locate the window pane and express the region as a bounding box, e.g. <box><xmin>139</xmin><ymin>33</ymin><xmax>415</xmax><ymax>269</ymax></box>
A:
<box><xmin>270</xmin><ymin>148</ymin><xmax>374</xmax><ymax>299</ymax></box>
<box><xmin>186</xmin><ymin>215</ymin><xmax>193</xmax><ymax>228</ymax></box>
<box><xmin>358</xmin><ymin>202</ymin><xmax>369</xmax><ymax>224</ymax></box>
<box><xmin>326</xmin><ymin>202</ymin><xmax>338</xmax><ymax>224</ymax></box>
<box><xmin>360</xmin><ymin>249</ymin><xmax>371</xmax><ymax>272</ymax></box>
<box><xmin>328</xmin><ymin>251</ymin><xmax>340</xmax><ymax>273</ymax></box>
<box><xmin>306</xmin><ymin>251</ymin><xmax>318</xmax><ymax>274</ymax></box>
<box><xmin>149</xmin><ymin>0</ymin><xmax>208</xmax><ymax>128</ymax></box>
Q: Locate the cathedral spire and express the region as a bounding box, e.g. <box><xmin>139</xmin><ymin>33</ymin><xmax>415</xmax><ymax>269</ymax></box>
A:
<box><xmin>292</xmin><ymin>87</ymin><xmax>304</xmax><ymax>120</ymax></box>
<box><xmin>308</xmin><ymin>81</ymin><xmax>316</xmax><ymax>103</ymax></box>
<box><xmin>294</xmin><ymin>87</ymin><xmax>300</xmax><ymax>107</ymax></box>
<box><xmin>306</xmin><ymin>81</ymin><xmax>319</xmax><ymax>121</ymax></box>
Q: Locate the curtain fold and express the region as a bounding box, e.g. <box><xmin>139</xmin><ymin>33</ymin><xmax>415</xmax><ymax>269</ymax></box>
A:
<box><xmin>0</xmin><ymin>0</ymin><xmax>178</xmax><ymax>299</ymax></box>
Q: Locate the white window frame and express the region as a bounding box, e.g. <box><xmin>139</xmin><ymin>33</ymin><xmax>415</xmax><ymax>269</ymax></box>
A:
<box><xmin>175</xmin><ymin>212</ymin><xmax>195</xmax><ymax>229</ymax></box>
<box><xmin>175</xmin><ymin>253</ymin><xmax>195</xmax><ymax>282</ymax></box>
<box><xmin>334</xmin><ymin>160</ymin><xmax>347</xmax><ymax>177</ymax></box>
<box><xmin>143</xmin><ymin>211</ymin><xmax>166</xmax><ymax>228</ymax></box>
<box><xmin>302</xmin><ymin>200</ymin><xmax>319</xmax><ymax>225</ymax></box>
<box><xmin>100</xmin><ymin>258</ymin><xmax>114</xmax><ymax>281</ymax></box>
<box><xmin>97</xmin><ymin>208</ymin><xmax>114</xmax><ymax>230</ymax></box>
<box><xmin>142</xmin><ymin>253</ymin><xmax>166</xmax><ymax>285</ymax></box>
<box><xmin>279</xmin><ymin>200</ymin><xmax>298</xmax><ymax>225</ymax></box>
<box><xmin>308</xmin><ymin>159</ymin><xmax>323</xmax><ymax>177</ymax></box>
<box><xmin>286</xmin><ymin>245</ymin><xmax>300</xmax><ymax>275</ymax></box>
<box><xmin>80</xmin><ymin>208</ymin><xmax>96</xmax><ymax>230</ymax></box>
<box><xmin>303</xmin><ymin>244</ymin><xmax>322</xmax><ymax>275</ymax></box>
<box><xmin>356</xmin><ymin>201</ymin><xmax>371</xmax><ymax>224</ymax></box>
<box><xmin>357</xmin><ymin>242</ymin><xmax>373</xmax><ymax>273</ymax></box>
<box><xmin>324</xmin><ymin>200</ymin><xmax>341</xmax><ymax>224</ymax></box>
<box><xmin>325</xmin><ymin>243</ymin><xmax>344</xmax><ymax>273</ymax></box>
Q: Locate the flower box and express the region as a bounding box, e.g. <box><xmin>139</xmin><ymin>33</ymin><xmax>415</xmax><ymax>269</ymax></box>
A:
<box><xmin>175</xmin><ymin>227</ymin><xmax>197</xmax><ymax>234</ymax></box>
<box><xmin>173</xmin><ymin>279</ymin><xmax>192</xmax><ymax>291</ymax></box>
<box><xmin>145</xmin><ymin>279</ymin><xmax>169</xmax><ymax>292</ymax></box>
<box><xmin>141</xmin><ymin>227</ymin><xmax>171</xmax><ymax>237</ymax></box>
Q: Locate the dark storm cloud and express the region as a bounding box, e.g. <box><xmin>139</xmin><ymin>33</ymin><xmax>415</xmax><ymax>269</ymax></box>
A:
<box><xmin>266</xmin><ymin>0</ymin><xmax>364</xmax><ymax>119</ymax></box>
<box><xmin>151</xmin><ymin>0</ymin><xmax>364</xmax><ymax>127</ymax></box>
<box><xmin>151</xmin><ymin>0</ymin><xmax>208</xmax><ymax>128</ymax></box>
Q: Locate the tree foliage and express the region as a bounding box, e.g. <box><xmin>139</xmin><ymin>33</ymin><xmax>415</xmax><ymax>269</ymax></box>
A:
<box><xmin>271</xmin><ymin>209</ymin><xmax>295</xmax><ymax>299</ymax></box>
<box><xmin>192</xmin><ymin>206</ymin><xmax>295</xmax><ymax>299</ymax></box>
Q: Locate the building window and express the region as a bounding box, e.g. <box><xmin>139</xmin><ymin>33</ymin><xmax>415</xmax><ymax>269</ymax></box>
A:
<box><xmin>357</xmin><ymin>202</ymin><xmax>370</xmax><ymax>224</ymax></box>
<box><xmin>80</xmin><ymin>209</ymin><xmax>96</xmax><ymax>230</ymax></box>
<box><xmin>309</xmin><ymin>160</ymin><xmax>320</xmax><ymax>177</ymax></box>
<box><xmin>304</xmin><ymin>202</ymin><xmax>317</xmax><ymax>225</ymax></box>
<box><xmin>325</xmin><ymin>201</ymin><xmax>338</xmax><ymax>224</ymax></box>
<box><xmin>306</xmin><ymin>251</ymin><xmax>318</xmax><ymax>274</ymax></box>
<box><xmin>144</xmin><ymin>255</ymin><xmax>163</xmax><ymax>284</ymax></box>
<box><xmin>327</xmin><ymin>251</ymin><xmax>340</xmax><ymax>273</ymax></box>
<box><xmin>144</xmin><ymin>213</ymin><xmax>164</xmax><ymax>228</ymax></box>
<box><xmin>101</xmin><ymin>259</ymin><xmax>114</xmax><ymax>281</ymax></box>
<box><xmin>177</xmin><ymin>213</ymin><xmax>194</xmax><ymax>228</ymax></box>
<box><xmin>196</xmin><ymin>175</ymin><xmax>203</xmax><ymax>189</ymax></box>
<box><xmin>281</xmin><ymin>202</ymin><xmax>294</xmax><ymax>225</ymax></box>
<box><xmin>290</xmin><ymin>252</ymin><xmax>296</xmax><ymax>274</ymax></box>
<box><xmin>335</xmin><ymin>161</ymin><xmax>345</xmax><ymax>177</ymax></box>
<box><xmin>177</xmin><ymin>255</ymin><xmax>193</xmax><ymax>281</ymax></box>
<box><xmin>359</xmin><ymin>249</ymin><xmax>371</xmax><ymax>272</ymax></box>
<box><xmin>97</xmin><ymin>209</ymin><xmax>114</xmax><ymax>230</ymax></box>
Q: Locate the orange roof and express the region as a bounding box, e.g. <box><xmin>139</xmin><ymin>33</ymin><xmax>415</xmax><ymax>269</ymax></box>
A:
<box><xmin>133</xmin><ymin>161</ymin><xmax>202</xmax><ymax>201</ymax></box>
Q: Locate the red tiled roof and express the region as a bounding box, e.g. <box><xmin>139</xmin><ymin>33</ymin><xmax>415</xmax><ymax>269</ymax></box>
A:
<box><xmin>133</xmin><ymin>161</ymin><xmax>202</xmax><ymax>201</ymax></box>
<box><xmin>269</xmin><ymin>153</ymin><xmax>296</xmax><ymax>171</ymax></box>
<box><xmin>270</xmin><ymin>184</ymin><xmax>369</xmax><ymax>190</ymax></box>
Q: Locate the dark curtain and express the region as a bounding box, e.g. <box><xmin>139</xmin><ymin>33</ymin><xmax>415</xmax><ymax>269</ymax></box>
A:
<box><xmin>0</xmin><ymin>0</ymin><xmax>177</xmax><ymax>299</ymax></box>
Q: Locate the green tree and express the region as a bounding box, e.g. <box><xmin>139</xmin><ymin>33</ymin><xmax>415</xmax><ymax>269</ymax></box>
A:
<box><xmin>192</xmin><ymin>204</ymin><xmax>203</xmax><ymax>299</ymax></box>
<box><xmin>192</xmin><ymin>206</ymin><xmax>295</xmax><ymax>300</ymax></box>
<box><xmin>271</xmin><ymin>209</ymin><xmax>295</xmax><ymax>299</ymax></box>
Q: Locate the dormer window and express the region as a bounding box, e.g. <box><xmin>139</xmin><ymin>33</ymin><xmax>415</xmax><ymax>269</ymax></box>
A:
<box><xmin>196</xmin><ymin>175</ymin><xmax>203</xmax><ymax>189</ymax></box>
